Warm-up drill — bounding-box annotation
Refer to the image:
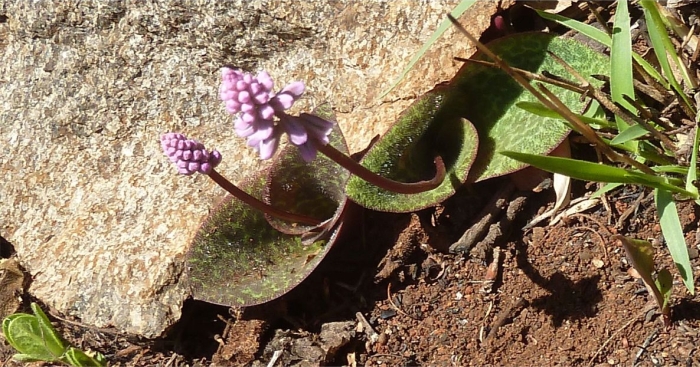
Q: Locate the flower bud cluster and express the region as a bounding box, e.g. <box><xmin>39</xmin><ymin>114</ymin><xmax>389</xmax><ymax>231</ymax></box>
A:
<box><xmin>160</xmin><ymin>133</ymin><xmax>222</xmax><ymax>175</ymax></box>
<box><xmin>219</xmin><ymin>67</ymin><xmax>333</xmax><ymax>161</ymax></box>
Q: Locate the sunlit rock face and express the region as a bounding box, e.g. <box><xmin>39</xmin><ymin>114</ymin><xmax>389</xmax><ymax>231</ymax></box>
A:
<box><xmin>0</xmin><ymin>0</ymin><xmax>495</xmax><ymax>337</ymax></box>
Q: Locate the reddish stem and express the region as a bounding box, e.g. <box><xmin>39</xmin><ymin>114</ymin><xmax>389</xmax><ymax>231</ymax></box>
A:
<box><xmin>208</xmin><ymin>169</ymin><xmax>321</xmax><ymax>226</ymax></box>
<box><xmin>316</xmin><ymin>142</ymin><xmax>446</xmax><ymax>194</ymax></box>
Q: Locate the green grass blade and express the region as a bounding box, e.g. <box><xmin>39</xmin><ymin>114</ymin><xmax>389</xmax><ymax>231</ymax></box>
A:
<box><xmin>640</xmin><ymin>0</ymin><xmax>696</xmax><ymax>114</ymax></box>
<box><xmin>686</xmin><ymin>124</ymin><xmax>700</xmax><ymax>202</ymax></box>
<box><xmin>501</xmin><ymin>151</ymin><xmax>642</xmax><ymax>183</ymax></box>
<box><xmin>379</xmin><ymin>0</ymin><xmax>477</xmax><ymax>98</ymax></box>
<box><xmin>610</xmin><ymin>0</ymin><xmax>636</xmax><ymax>120</ymax></box>
<box><xmin>537</xmin><ymin>10</ymin><xmax>667</xmax><ymax>88</ymax></box>
<box><xmin>536</xmin><ymin>11</ymin><xmax>610</xmax><ymax>44</ymax></box>
<box><xmin>501</xmin><ymin>151</ymin><xmax>694</xmax><ymax>196</ymax></box>
<box><xmin>610</xmin><ymin>124</ymin><xmax>649</xmax><ymax>145</ymax></box>
<box><xmin>654</xmin><ymin>188</ymin><xmax>695</xmax><ymax>294</ymax></box>
<box><xmin>590</xmin><ymin>182</ymin><xmax>623</xmax><ymax>199</ymax></box>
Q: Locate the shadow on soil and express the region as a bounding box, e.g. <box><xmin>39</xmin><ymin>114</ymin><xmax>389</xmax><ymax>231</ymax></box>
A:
<box><xmin>673</xmin><ymin>298</ymin><xmax>700</xmax><ymax>322</ymax></box>
<box><xmin>514</xmin><ymin>240</ymin><xmax>603</xmax><ymax>327</ymax></box>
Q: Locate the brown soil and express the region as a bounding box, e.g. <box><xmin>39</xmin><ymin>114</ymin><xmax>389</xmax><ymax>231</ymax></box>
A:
<box><xmin>4</xmin><ymin>178</ymin><xmax>700</xmax><ymax>367</ymax></box>
<box><xmin>3</xmin><ymin>3</ymin><xmax>700</xmax><ymax>367</ymax></box>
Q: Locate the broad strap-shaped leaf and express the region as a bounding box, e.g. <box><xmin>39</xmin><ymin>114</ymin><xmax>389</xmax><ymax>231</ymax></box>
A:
<box><xmin>264</xmin><ymin>104</ymin><xmax>351</xmax><ymax>235</ymax></box>
<box><xmin>30</xmin><ymin>303</ymin><xmax>66</xmax><ymax>358</ymax></box>
<box><xmin>2</xmin><ymin>313</ymin><xmax>62</xmax><ymax>362</ymax></box>
<box><xmin>346</xmin><ymin>86</ymin><xmax>479</xmax><ymax>212</ymax></box>
<box><xmin>452</xmin><ymin>32</ymin><xmax>609</xmax><ymax>182</ymax></box>
<box><xmin>655</xmin><ymin>268</ymin><xmax>673</xmax><ymax>311</ymax></box>
<box><xmin>187</xmin><ymin>171</ymin><xmax>349</xmax><ymax>307</ymax></box>
<box><xmin>616</xmin><ymin>235</ymin><xmax>669</xmax><ymax>313</ymax></box>
<box><xmin>63</xmin><ymin>347</ymin><xmax>107</xmax><ymax>367</ymax></box>
<box><xmin>655</xmin><ymin>188</ymin><xmax>695</xmax><ymax>294</ymax></box>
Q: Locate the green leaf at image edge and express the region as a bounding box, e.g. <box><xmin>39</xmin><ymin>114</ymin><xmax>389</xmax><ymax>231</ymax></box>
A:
<box><xmin>31</xmin><ymin>303</ymin><xmax>67</xmax><ymax>358</ymax></box>
<box><xmin>2</xmin><ymin>313</ymin><xmax>62</xmax><ymax>362</ymax></box>
<box><xmin>63</xmin><ymin>347</ymin><xmax>107</xmax><ymax>367</ymax></box>
<box><xmin>654</xmin><ymin>188</ymin><xmax>695</xmax><ymax>295</ymax></box>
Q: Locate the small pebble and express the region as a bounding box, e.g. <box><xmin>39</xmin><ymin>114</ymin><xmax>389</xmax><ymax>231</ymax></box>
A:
<box><xmin>380</xmin><ymin>309</ymin><xmax>397</xmax><ymax>320</ymax></box>
<box><xmin>377</xmin><ymin>332</ymin><xmax>389</xmax><ymax>345</ymax></box>
<box><xmin>592</xmin><ymin>259</ymin><xmax>605</xmax><ymax>269</ymax></box>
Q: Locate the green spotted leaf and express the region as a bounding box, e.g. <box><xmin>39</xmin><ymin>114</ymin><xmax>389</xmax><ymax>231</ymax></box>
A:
<box><xmin>187</xmin><ymin>169</ymin><xmax>349</xmax><ymax>307</ymax></box>
<box><xmin>346</xmin><ymin>33</ymin><xmax>607</xmax><ymax>212</ymax></box>
<box><xmin>345</xmin><ymin>86</ymin><xmax>479</xmax><ymax>212</ymax></box>
<box><xmin>452</xmin><ymin>32</ymin><xmax>608</xmax><ymax>181</ymax></box>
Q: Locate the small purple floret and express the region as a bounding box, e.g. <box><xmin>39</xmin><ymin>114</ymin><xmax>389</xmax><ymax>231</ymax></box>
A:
<box><xmin>161</xmin><ymin>132</ymin><xmax>222</xmax><ymax>175</ymax></box>
<box><xmin>282</xmin><ymin>113</ymin><xmax>335</xmax><ymax>161</ymax></box>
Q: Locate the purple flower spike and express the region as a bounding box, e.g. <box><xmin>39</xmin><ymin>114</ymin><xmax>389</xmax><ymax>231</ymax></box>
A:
<box><xmin>161</xmin><ymin>132</ymin><xmax>222</xmax><ymax>175</ymax></box>
<box><xmin>220</xmin><ymin>67</ymin><xmax>277</xmax><ymax>135</ymax></box>
<box><xmin>220</xmin><ymin>67</ymin><xmax>310</xmax><ymax>160</ymax></box>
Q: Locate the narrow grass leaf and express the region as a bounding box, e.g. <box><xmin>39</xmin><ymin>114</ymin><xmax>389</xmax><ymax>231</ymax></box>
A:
<box><xmin>536</xmin><ymin>11</ymin><xmax>610</xmax><ymax>45</ymax></box>
<box><xmin>654</xmin><ymin>188</ymin><xmax>695</xmax><ymax>294</ymax></box>
<box><xmin>686</xmin><ymin>124</ymin><xmax>700</xmax><ymax>202</ymax></box>
<box><xmin>610</xmin><ymin>0</ymin><xmax>636</xmax><ymax>123</ymax></box>
<box><xmin>654</xmin><ymin>165</ymin><xmax>691</xmax><ymax>175</ymax></box>
<box><xmin>379</xmin><ymin>0</ymin><xmax>476</xmax><ymax>98</ymax></box>
<box><xmin>640</xmin><ymin>0</ymin><xmax>696</xmax><ymax>113</ymax></box>
<box><xmin>501</xmin><ymin>151</ymin><xmax>693</xmax><ymax>196</ymax></box>
<box><xmin>501</xmin><ymin>151</ymin><xmax>643</xmax><ymax>183</ymax></box>
<box><xmin>537</xmin><ymin>10</ymin><xmax>667</xmax><ymax>87</ymax></box>
<box><xmin>610</xmin><ymin>124</ymin><xmax>649</xmax><ymax>145</ymax></box>
<box><xmin>590</xmin><ymin>182</ymin><xmax>623</xmax><ymax>199</ymax></box>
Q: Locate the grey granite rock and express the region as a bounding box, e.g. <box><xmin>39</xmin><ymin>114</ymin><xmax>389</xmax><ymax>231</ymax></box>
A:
<box><xmin>0</xmin><ymin>0</ymin><xmax>500</xmax><ymax>337</ymax></box>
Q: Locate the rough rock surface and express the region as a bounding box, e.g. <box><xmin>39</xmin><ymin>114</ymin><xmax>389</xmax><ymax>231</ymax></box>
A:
<box><xmin>0</xmin><ymin>1</ymin><xmax>500</xmax><ymax>337</ymax></box>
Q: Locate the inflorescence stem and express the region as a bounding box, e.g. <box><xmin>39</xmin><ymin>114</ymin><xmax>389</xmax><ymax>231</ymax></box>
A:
<box><xmin>207</xmin><ymin>169</ymin><xmax>322</xmax><ymax>226</ymax></box>
<box><xmin>315</xmin><ymin>141</ymin><xmax>446</xmax><ymax>194</ymax></box>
